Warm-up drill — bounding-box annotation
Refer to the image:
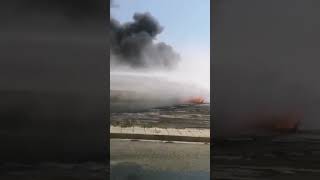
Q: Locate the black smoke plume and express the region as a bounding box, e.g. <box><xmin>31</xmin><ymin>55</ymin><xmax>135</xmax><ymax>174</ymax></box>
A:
<box><xmin>110</xmin><ymin>12</ymin><xmax>180</xmax><ymax>69</ymax></box>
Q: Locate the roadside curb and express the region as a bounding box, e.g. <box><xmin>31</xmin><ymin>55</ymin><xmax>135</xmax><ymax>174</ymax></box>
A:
<box><xmin>110</xmin><ymin>126</ymin><xmax>210</xmax><ymax>143</ymax></box>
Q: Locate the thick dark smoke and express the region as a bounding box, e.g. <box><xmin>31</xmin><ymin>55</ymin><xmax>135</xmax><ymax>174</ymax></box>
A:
<box><xmin>0</xmin><ymin>0</ymin><xmax>108</xmax><ymax>163</ymax></box>
<box><xmin>110</xmin><ymin>12</ymin><xmax>180</xmax><ymax>69</ymax></box>
<box><xmin>214</xmin><ymin>0</ymin><xmax>320</xmax><ymax>134</ymax></box>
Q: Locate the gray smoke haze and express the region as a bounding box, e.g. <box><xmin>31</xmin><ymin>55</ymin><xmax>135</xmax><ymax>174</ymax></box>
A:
<box><xmin>214</xmin><ymin>0</ymin><xmax>320</xmax><ymax>132</ymax></box>
<box><xmin>110</xmin><ymin>72</ymin><xmax>209</xmax><ymax>112</ymax></box>
<box><xmin>110</xmin><ymin>12</ymin><xmax>180</xmax><ymax>69</ymax></box>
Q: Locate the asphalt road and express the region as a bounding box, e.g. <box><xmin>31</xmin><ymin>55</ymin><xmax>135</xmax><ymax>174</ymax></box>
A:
<box><xmin>110</xmin><ymin>139</ymin><xmax>210</xmax><ymax>180</ymax></box>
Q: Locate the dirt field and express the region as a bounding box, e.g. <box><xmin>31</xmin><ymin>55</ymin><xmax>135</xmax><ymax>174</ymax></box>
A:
<box><xmin>111</xmin><ymin>104</ymin><xmax>210</xmax><ymax>129</ymax></box>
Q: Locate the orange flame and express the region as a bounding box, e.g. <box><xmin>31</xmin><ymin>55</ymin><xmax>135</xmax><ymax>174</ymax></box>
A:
<box><xmin>252</xmin><ymin>112</ymin><xmax>301</xmax><ymax>132</ymax></box>
<box><xmin>185</xmin><ymin>96</ymin><xmax>205</xmax><ymax>104</ymax></box>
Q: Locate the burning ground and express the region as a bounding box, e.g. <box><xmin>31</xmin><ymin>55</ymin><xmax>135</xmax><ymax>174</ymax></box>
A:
<box><xmin>110</xmin><ymin>72</ymin><xmax>209</xmax><ymax>112</ymax></box>
<box><xmin>109</xmin><ymin>0</ymin><xmax>210</xmax><ymax>147</ymax></box>
<box><xmin>110</xmin><ymin>72</ymin><xmax>210</xmax><ymax>130</ymax></box>
<box><xmin>110</xmin><ymin>8</ymin><xmax>209</xmax><ymax>112</ymax></box>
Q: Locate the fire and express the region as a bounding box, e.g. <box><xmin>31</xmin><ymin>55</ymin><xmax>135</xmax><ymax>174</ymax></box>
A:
<box><xmin>252</xmin><ymin>111</ymin><xmax>302</xmax><ymax>132</ymax></box>
<box><xmin>185</xmin><ymin>96</ymin><xmax>205</xmax><ymax>104</ymax></box>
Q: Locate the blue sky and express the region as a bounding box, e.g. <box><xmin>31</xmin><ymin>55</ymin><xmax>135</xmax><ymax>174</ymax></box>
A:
<box><xmin>111</xmin><ymin>0</ymin><xmax>210</xmax><ymax>52</ymax></box>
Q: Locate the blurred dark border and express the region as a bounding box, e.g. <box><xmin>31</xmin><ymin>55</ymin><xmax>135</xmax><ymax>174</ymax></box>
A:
<box><xmin>0</xmin><ymin>0</ymin><xmax>109</xmax><ymax>178</ymax></box>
